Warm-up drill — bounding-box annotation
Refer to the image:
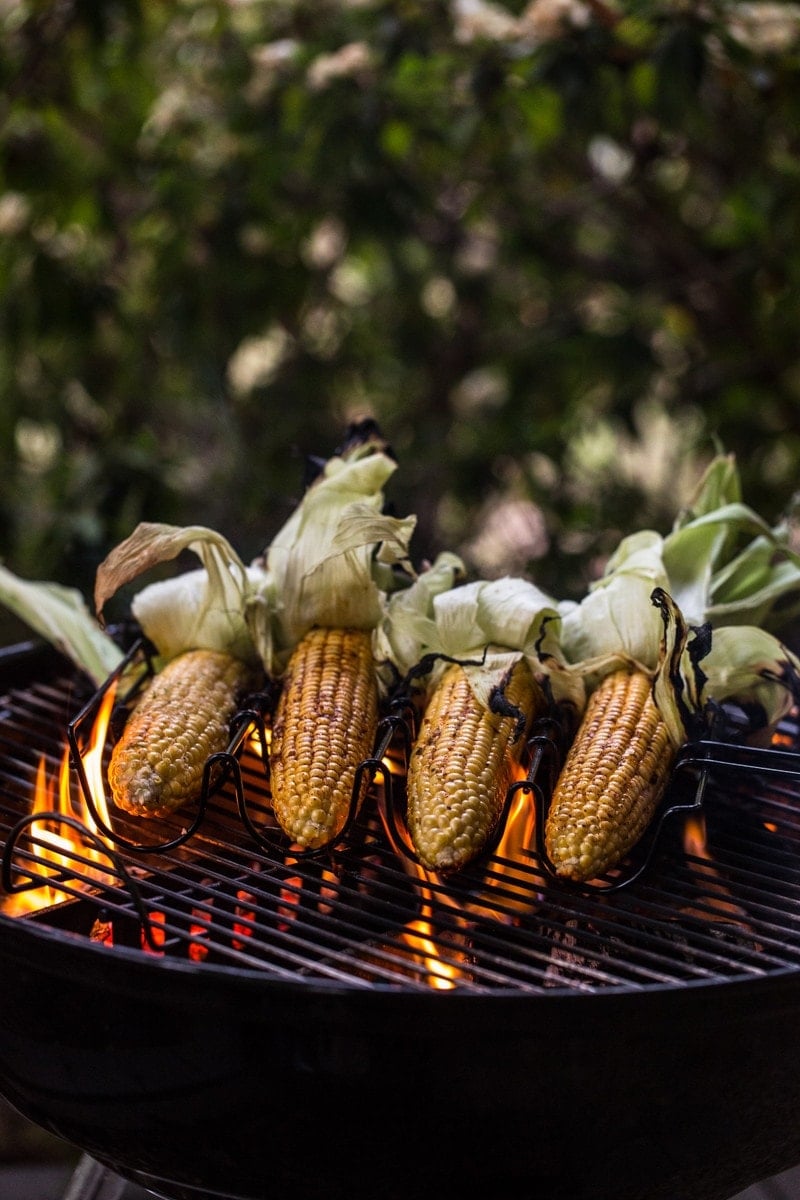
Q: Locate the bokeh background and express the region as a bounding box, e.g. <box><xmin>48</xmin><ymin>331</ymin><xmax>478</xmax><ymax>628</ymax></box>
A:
<box><xmin>3</xmin><ymin>0</ymin><xmax>800</xmax><ymax>637</ymax></box>
<box><xmin>2</xmin><ymin>1</ymin><xmax>800</xmax><ymax>1185</ymax></box>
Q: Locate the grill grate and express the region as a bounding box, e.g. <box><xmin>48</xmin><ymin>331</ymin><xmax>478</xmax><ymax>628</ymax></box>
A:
<box><xmin>4</xmin><ymin>646</ymin><xmax>800</xmax><ymax>994</ymax></box>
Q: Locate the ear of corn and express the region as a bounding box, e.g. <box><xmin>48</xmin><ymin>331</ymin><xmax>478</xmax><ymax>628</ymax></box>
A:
<box><xmin>544</xmin><ymin>667</ymin><xmax>677</xmax><ymax>883</ymax></box>
<box><xmin>108</xmin><ymin>648</ymin><xmax>256</xmax><ymax>817</ymax></box>
<box><xmin>269</xmin><ymin>626</ymin><xmax>379</xmax><ymax>849</ymax></box>
<box><xmin>406</xmin><ymin>659</ymin><xmax>544</xmax><ymax>873</ymax></box>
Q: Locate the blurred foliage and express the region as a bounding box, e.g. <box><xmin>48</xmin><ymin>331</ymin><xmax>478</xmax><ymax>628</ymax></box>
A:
<box><xmin>2</xmin><ymin>0</ymin><xmax>800</xmax><ymax>623</ymax></box>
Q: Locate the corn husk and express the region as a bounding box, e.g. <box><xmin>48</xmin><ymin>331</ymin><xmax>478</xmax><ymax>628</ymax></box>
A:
<box><xmin>558</xmin><ymin>531</ymin><xmax>668</xmax><ymax>681</ymax></box>
<box><xmin>94</xmin><ymin>523</ymin><xmax>266</xmax><ymax>669</ymax></box>
<box><xmin>556</xmin><ymin>450</ymin><xmax>800</xmax><ymax>755</ymax></box>
<box><xmin>0</xmin><ymin>563</ymin><xmax>124</xmax><ymax>686</ymax></box>
<box><xmin>376</xmin><ymin>569</ymin><xmax>585</xmax><ymax>718</ymax></box>
<box><xmin>663</xmin><ymin>452</ymin><xmax>800</xmax><ymax>629</ymax></box>
<box><xmin>93</xmin><ymin>426</ymin><xmax>417</xmax><ymax>678</ymax></box>
<box><xmin>247</xmin><ymin>431</ymin><xmax>416</xmax><ymax>676</ymax></box>
<box><xmin>558</xmin><ymin>452</ymin><xmax>800</xmax><ymax>707</ymax></box>
<box><xmin>651</xmin><ymin>587</ymin><xmax>800</xmax><ymax>747</ymax></box>
<box><xmin>373</xmin><ymin>550</ymin><xmax>467</xmax><ymax>693</ymax></box>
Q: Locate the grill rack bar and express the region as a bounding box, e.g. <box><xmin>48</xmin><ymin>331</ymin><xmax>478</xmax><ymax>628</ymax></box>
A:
<box><xmin>4</xmin><ymin>654</ymin><xmax>800</xmax><ymax>992</ymax></box>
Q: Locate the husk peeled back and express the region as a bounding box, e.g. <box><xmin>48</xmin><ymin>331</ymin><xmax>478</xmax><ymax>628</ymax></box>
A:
<box><xmin>663</xmin><ymin>452</ymin><xmax>800</xmax><ymax>631</ymax></box>
<box><xmin>94</xmin><ymin>523</ymin><xmax>266</xmax><ymax>669</ymax></box>
<box><xmin>557</xmin><ymin>453</ymin><xmax>800</xmax><ymax>719</ymax></box>
<box><xmin>93</xmin><ymin>430</ymin><xmax>417</xmax><ymax>678</ymax></box>
<box><xmin>0</xmin><ymin>563</ymin><xmax>124</xmax><ymax>686</ymax></box>
<box><xmin>557</xmin><ymin>530</ymin><xmax>669</xmax><ymax>685</ymax></box>
<box><xmin>248</xmin><ymin>435</ymin><xmax>417</xmax><ymax>677</ymax></box>
<box><xmin>651</xmin><ymin>587</ymin><xmax>800</xmax><ymax>748</ymax></box>
<box><xmin>375</xmin><ymin>569</ymin><xmax>586</xmax><ymax>719</ymax></box>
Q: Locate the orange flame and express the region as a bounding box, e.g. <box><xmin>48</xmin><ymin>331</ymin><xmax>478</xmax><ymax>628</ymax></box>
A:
<box><xmin>681</xmin><ymin>811</ymin><xmax>752</xmax><ymax>927</ymax></box>
<box><xmin>2</xmin><ymin>680</ymin><xmax>118</xmax><ymax>916</ymax></box>
<box><xmin>247</xmin><ymin>723</ymin><xmax>271</xmax><ymax>758</ymax></box>
<box><xmin>389</xmin><ymin>762</ymin><xmax>542</xmax><ymax>987</ymax></box>
<box><xmin>399</xmin><ymin>918</ymin><xmax>459</xmax><ymax>990</ymax></box>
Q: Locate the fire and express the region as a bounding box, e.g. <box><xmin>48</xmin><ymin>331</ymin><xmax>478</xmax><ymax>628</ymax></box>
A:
<box><xmin>247</xmin><ymin>723</ymin><xmax>271</xmax><ymax>758</ymax></box>
<box><xmin>389</xmin><ymin>760</ymin><xmax>542</xmax><ymax>987</ymax></box>
<box><xmin>469</xmin><ymin>763</ymin><xmax>540</xmax><ymax>918</ymax></box>
<box><xmin>2</xmin><ymin>680</ymin><xmax>118</xmax><ymax>916</ymax></box>
<box><xmin>681</xmin><ymin>811</ymin><xmax>752</xmax><ymax>927</ymax></box>
<box><xmin>683</xmin><ymin>812</ymin><xmax>708</xmax><ymax>859</ymax></box>
<box><xmin>399</xmin><ymin>917</ymin><xmax>460</xmax><ymax>990</ymax></box>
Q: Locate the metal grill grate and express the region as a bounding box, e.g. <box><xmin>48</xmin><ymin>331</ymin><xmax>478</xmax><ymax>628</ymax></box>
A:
<box><xmin>4</xmin><ymin>644</ymin><xmax>800</xmax><ymax>995</ymax></box>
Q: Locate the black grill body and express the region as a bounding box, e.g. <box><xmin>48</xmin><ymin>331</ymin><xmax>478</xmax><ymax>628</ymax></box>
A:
<box><xmin>2</xmin><ymin>639</ymin><xmax>800</xmax><ymax>1200</ymax></box>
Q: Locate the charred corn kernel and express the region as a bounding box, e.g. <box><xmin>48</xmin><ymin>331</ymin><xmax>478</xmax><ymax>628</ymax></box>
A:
<box><xmin>269</xmin><ymin>626</ymin><xmax>379</xmax><ymax>849</ymax></box>
<box><xmin>544</xmin><ymin>668</ymin><xmax>676</xmax><ymax>883</ymax></box>
<box><xmin>108</xmin><ymin>648</ymin><xmax>255</xmax><ymax>817</ymax></box>
<box><xmin>406</xmin><ymin>659</ymin><xmax>543</xmax><ymax>873</ymax></box>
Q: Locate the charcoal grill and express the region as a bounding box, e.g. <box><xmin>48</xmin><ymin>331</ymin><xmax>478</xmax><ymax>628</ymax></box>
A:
<box><xmin>2</xmin><ymin>636</ymin><xmax>800</xmax><ymax>1200</ymax></box>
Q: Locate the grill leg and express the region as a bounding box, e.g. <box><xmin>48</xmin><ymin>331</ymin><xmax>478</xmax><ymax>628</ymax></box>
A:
<box><xmin>61</xmin><ymin>1153</ymin><xmax>129</xmax><ymax>1200</ymax></box>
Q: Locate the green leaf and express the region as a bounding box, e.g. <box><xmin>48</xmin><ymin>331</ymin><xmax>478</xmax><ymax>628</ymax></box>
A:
<box><xmin>0</xmin><ymin>564</ymin><xmax>124</xmax><ymax>686</ymax></box>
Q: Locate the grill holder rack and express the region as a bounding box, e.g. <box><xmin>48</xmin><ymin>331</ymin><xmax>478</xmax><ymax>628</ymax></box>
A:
<box><xmin>17</xmin><ymin>626</ymin><xmax>800</xmax><ymax>909</ymax></box>
<box><xmin>4</xmin><ymin>642</ymin><xmax>800</xmax><ymax>992</ymax></box>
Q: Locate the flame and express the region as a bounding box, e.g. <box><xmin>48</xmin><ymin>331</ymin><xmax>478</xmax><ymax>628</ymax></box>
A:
<box><xmin>681</xmin><ymin>811</ymin><xmax>753</xmax><ymax>927</ymax></box>
<box><xmin>472</xmin><ymin>765</ymin><xmax>541</xmax><ymax>918</ymax></box>
<box><xmin>248</xmin><ymin>723</ymin><xmax>271</xmax><ymax>758</ymax></box>
<box><xmin>379</xmin><ymin>756</ymin><xmax>545</xmax><ymax>987</ymax></box>
<box><xmin>399</xmin><ymin>918</ymin><xmax>459</xmax><ymax>990</ymax></box>
<box><xmin>382</xmin><ymin>747</ymin><xmax>406</xmax><ymax>776</ymax></box>
<box><xmin>2</xmin><ymin>680</ymin><xmax>118</xmax><ymax>916</ymax></box>
<box><xmin>683</xmin><ymin>812</ymin><xmax>708</xmax><ymax>859</ymax></box>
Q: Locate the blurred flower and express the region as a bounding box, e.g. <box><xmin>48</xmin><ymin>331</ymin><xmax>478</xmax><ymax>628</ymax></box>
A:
<box><xmin>306</xmin><ymin>42</ymin><xmax>373</xmax><ymax>90</ymax></box>
<box><xmin>250</xmin><ymin>38</ymin><xmax>299</xmax><ymax>72</ymax></box>
<box><xmin>452</xmin><ymin>0</ymin><xmax>521</xmax><ymax>43</ymax></box>
<box><xmin>301</xmin><ymin>304</ymin><xmax>349</xmax><ymax>360</ymax></box>
<box><xmin>421</xmin><ymin>276</ymin><xmax>457</xmax><ymax>319</ymax></box>
<box><xmin>518</xmin><ymin>0</ymin><xmax>592</xmax><ymax>42</ymax></box>
<box><xmin>565</xmin><ymin>398</ymin><xmax>706</xmax><ymax>514</ymax></box>
<box><xmin>455</xmin><ymin>220</ymin><xmax>499</xmax><ymax>274</ymax></box>
<box><xmin>0</xmin><ymin>192</ymin><xmax>30</xmax><ymax>236</ymax></box>
<box><xmin>588</xmin><ymin>134</ymin><xmax>634</xmax><ymax>184</ymax></box>
<box><xmin>450</xmin><ymin>366</ymin><xmax>509</xmax><ymax>415</ymax></box>
<box><xmin>246</xmin><ymin>38</ymin><xmax>299</xmax><ymax>103</ymax></box>
<box><xmin>226</xmin><ymin>326</ymin><xmax>291</xmax><ymax>395</ymax></box>
<box><xmin>462</xmin><ymin>496</ymin><xmax>549</xmax><ymax>577</ymax></box>
<box><xmin>328</xmin><ymin>258</ymin><xmax>372</xmax><ymax>305</ymax></box>
<box><xmin>453</xmin><ymin>0</ymin><xmax>591</xmax><ymax>45</ymax></box>
<box><xmin>15</xmin><ymin>420</ymin><xmax>61</xmax><ymax>474</ymax></box>
<box><xmin>141</xmin><ymin>84</ymin><xmax>196</xmax><ymax>138</ymax></box>
<box><xmin>727</xmin><ymin>4</ymin><xmax>800</xmax><ymax>54</ymax></box>
<box><xmin>302</xmin><ymin>215</ymin><xmax>348</xmax><ymax>270</ymax></box>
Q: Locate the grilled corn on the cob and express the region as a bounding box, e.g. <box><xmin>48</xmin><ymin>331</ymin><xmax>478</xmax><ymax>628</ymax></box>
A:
<box><xmin>406</xmin><ymin>658</ymin><xmax>544</xmax><ymax>872</ymax></box>
<box><xmin>108</xmin><ymin>648</ymin><xmax>255</xmax><ymax>817</ymax></box>
<box><xmin>269</xmin><ymin>626</ymin><xmax>379</xmax><ymax>849</ymax></box>
<box><xmin>544</xmin><ymin>667</ymin><xmax>676</xmax><ymax>882</ymax></box>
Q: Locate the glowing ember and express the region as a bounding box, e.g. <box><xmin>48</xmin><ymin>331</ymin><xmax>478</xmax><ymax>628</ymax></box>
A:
<box><xmin>233</xmin><ymin>884</ymin><xmax>257</xmax><ymax>949</ymax></box>
<box><xmin>278</xmin><ymin>868</ymin><xmax>303</xmax><ymax>930</ymax></box>
<box><xmin>142</xmin><ymin>910</ymin><xmax>166</xmax><ymax>955</ymax></box>
<box><xmin>189</xmin><ymin>901</ymin><xmax>213</xmax><ymax>962</ymax></box>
